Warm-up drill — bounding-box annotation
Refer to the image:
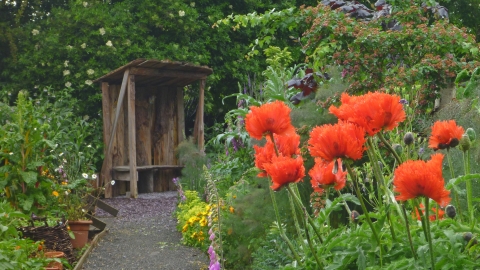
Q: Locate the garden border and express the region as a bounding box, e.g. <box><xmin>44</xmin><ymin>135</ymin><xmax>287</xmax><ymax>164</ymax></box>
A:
<box><xmin>73</xmin><ymin>227</ymin><xmax>109</xmax><ymax>270</ymax></box>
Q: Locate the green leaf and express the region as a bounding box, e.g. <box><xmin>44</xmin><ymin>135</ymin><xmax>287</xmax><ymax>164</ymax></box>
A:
<box><xmin>19</xmin><ymin>171</ymin><xmax>37</xmax><ymax>186</ymax></box>
<box><xmin>22</xmin><ymin>197</ymin><xmax>34</xmax><ymax>211</ymax></box>
<box><xmin>446</xmin><ymin>174</ymin><xmax>480</xmax><ymax>190</ymax></box>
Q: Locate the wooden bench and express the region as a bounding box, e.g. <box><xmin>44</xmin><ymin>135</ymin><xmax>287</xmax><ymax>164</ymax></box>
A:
<box><xmin>111</xmin><ymin>165</ymin><xmax>184</xmax><ymax>193</ymax></box>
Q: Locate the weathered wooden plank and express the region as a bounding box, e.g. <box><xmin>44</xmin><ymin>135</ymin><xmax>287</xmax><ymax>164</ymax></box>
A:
<box><xmin>100</xmin><ymin>69</ymin><xmax>130</xmax><ymax>198</ymax></box>
<box><xmin>135</xmin><ymin>89</ymin><xmax>154</xmax><ymax>193</ymax></box>
<box><xmin>101</xmin><ymin>82</ymin><xmax>112</xmax><ymax>197</ymax></box>
<box><xmin>113</xmin><ymin>165</ymin><xmax>184</xmax><ymax>171</ymax></box>
<box><xmin>176</xmin><ymin>87</ymin><xmax>185</xmax><ymax>152</ymax></box>
<box><xmin>86</xmin><ymin>214</ymin><xmax>107</xmax><ymax>230</ymax></box>
<box><xmin>87</xmin><ymin>194</ymin><xmax>119</xmax><ymax>217</ymax></box>
<box><xmin>128</xmin><ymin>74</ymin><xmax>138</xmax><ymax>198</ymax></box>
<box><xmin>130</xmin><ymin>67</ymin><xmax>209</xmax><ymax>79</ymax></box>
<box><xmin>195</xmin><ymin>79</ymin><xmax>206</xmax><ymax>152</ymax></box>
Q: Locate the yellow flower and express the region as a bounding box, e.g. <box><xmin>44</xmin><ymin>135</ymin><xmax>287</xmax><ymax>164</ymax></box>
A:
<box><xmin>200</xmin><ymin>217</ymin><xmax>207</xmax><ymax>227</ymax></box>
<box><xmin>206</xmin><ymin>205</ymin><xmax>211</xmax><ymax>211</ymax></box>
<box><xmin>191</xmin><ymin>232</ymin><xmax>197</xmax><ymax>238</ymax></box>
<box><xmin>52</xmin><ymin>191</ymin><xmax>59</xmax><ymax>197</ymax></box>
<box><xmin>233</xmin><ymin>195</ymin><xmax>237</xmax><ymax>199</ymax></box>
<box><xmin>182</xmin><ymin>224</ymin><xmax>188</xmax><ymax>232</ymax></box>
<box><xmin>229</xmin><ymin>206</ymin><xmax>235</xmax><ymax>214</ymax></box>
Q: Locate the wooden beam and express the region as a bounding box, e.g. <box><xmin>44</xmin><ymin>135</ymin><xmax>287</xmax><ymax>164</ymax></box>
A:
<box><xmin>100</xmin><ymin>82</ymin><xmax>112</xmax><ymax>197</ymax></box>
<box><xmin>130</xmin><ymin>67</ymin><xmax>209</xmax><ymax>79</ymax></box>
<box><xmin>197</xmin><ymin>79</ymin><xmax>205</xmax><ymax>152</ymax></box>
<box><xmin>176</xmin><ymin>87</ymin><xmax>185</xmax><ymax>147</ymax></box>
<box><xmin>127</xmin><ymin>74</ymin><xmax>138</xmax><ymax>198</ymax></box>
<box><xmin>100</xmin><ymin>69</ymin><xmax>130</xmax><ymax>198</ymax></box>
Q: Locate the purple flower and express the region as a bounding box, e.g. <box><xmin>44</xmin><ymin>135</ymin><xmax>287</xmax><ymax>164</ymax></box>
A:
<box><xmin>399</xmin><ymin>99</ymin><xmax>409</xmax><ymax>105</ymax></box>
<box><xmin>209</xmin><ymin>261</ymin><xmax>221</xmax><ymax>270</ymax></box>
<box><xmin>209</xmin><ymin>232</ymin><xmax>215</xmax><ymax>241</ymax></box>
<box><xmin>418</xmin><ymin>147</ymin><xmax>424</xmax><ymax>156</ymax></box>
<box><xmin>208</xmin><ymin>246</ymin><xmax>214</xmax><ymax>256</ymax></box>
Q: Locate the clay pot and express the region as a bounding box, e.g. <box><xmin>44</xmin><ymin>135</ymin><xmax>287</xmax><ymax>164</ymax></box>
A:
<box><xmin>68</xmin><ymin>220</ymin><xmax>92</xmax><ymax>249</ymax></box>
<box><xmin>44</xmin><ymin>251</ymin><xmax>64</xmax><ymax>270</ymax></box>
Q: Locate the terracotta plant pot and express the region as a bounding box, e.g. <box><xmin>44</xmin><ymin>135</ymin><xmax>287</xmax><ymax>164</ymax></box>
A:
<box><xmin>68</xmin><ymin>220</ymin><xmax>92</xmax><ymax>249</ymax></box>
<box><xmin>44</xmin><ymin>251</ymin><xmax>64</xmax><ymax>270</ymax></box>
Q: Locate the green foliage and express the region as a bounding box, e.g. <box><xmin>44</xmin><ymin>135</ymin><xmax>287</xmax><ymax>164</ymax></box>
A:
<box><xmin>175</xmin><ymin>190</ymin><xmax>209</xmax><ymax>249</ymax></box>
<box><xmin>176</xmin><ymin>138</ymin><xmax>208</xmax><ymax>193</ymax></box>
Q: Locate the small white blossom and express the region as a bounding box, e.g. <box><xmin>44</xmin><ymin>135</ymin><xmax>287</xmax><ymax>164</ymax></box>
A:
<box><xmin>87</xmin><ymin>145</ymin><xmax>92</xmax><ymax>148</ymax></box>
<box><xmin>111</xmin><ymin>180</ymin><xmax>116</xmax><ymax>186</ymax></box>
<box><xmin>85</xmin><ymin>80</ymin><xmax>93</xmax><ymax>85</ymax></box>
<box><xmin>65</xmin><ymin>82</ymin><xmax>71</xmax><ymax>87</ymax></box>
<box><xmin>87</xmin><ymin>69</ymin><xmax>95</xmax><ymax>75</ymax></box>
<box><xmin>81</xmin><ymin>43</ymin><xmax>87</xmax><ymax>49</ymax></box>
<box><xmin>92</xmin><ymin>174</ymin><xmax>97</xmax><ymax>179</ymax></box>
<box><xmin>99</xmin><ymin>28</ymin><xmax>106</xmax><ymax>35</ymax></box>
<box><xmin>64</xmin><ymin>60</ymin><xmax>69</xmax><ymax>67</ymax></box>
<box><xmin>66</xmin><ymin>45</ymin><xmax>73</xmax><ymax>49</ymax></box>
<box><xmin>65</xmin><ymin>191</ymin><xmax>69</xmax><ymax>196</ymax></box>
<box><xmin>63</xmin><ymin>70</ymin><xmax>70</xmax><ymax>76</ymax></box>
<box><xmin>82</xmin><ymin>173</ymin><xmax>88</xmax><ymax>179</ymax></box>
<box><xmin>179</xmin><ymin>10</ymin><xmax>185</xmax><ymax>17</ymax></box>
<box><xmin>190</xmin><ymin>2</ymin><xmax>195</xmax><ymax>7</ymax></box>
<box><xmin>63</xmin><ymin>159</ymin><xmax>67</xmax><ymax>163</ymax></box>
<box><xmin>9</xmin><ymin>152</ymin><xmax>13</xmax><ymax>155</ymax></box>
<box><xmin>83</xmin><ymin>2</ymin><xmax>88</xmax><ymax>7</ymax></box>
<box><xmin>106</xmin><ymin>40</ymin><xmax>113</xmax><ymax>47</ymax></box>
<box><xmin>229</xmin><ymin>5</ymin><xmax>233</xmax><ymax>8</ymax></box>
<box><xmin>32</xmin><ymin>29</ymin><xmax>39</xmax><ymax>35</ymax></box>
<box><xmin>59</xmin><ymin>152</ymin><xmax>64</xmax><ymax>156</ymax></box>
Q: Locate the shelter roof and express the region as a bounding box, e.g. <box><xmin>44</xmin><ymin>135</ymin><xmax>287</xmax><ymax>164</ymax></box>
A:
<box><xmin>93</xmin><ymin>59</ymin><xmax>213</xmax><ymax>87</ymax></box>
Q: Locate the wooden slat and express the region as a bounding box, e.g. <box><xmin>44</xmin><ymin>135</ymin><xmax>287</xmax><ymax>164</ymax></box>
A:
<box><xmin>135</xmin><ymin>90</ymin><xmax>154</xmax><ymax>193</ymax></box>
<box><xmin>113</xmin><ymin>165</ymin><xmax>184</xmax><ymax>171</ymax></box>
<box><xmin>197</xmin><ymin>79</ymin><xmax>206</xmax><ymax>151</ymax></box>
<box><xmin>176</xmin><ymin>87</ymin><xmax>185</xmax><ymax>148</ymax></box>
<box><xmin>130</xmin><ymin>67</ymin><xmax>209</xmax><ymax>79</ymax></box>
<box><xmin>127</xmin><ymin>74</ymin><xmax>138</xmax><ymax>198</ymax></box>
<box><xmin>100</xmin><ymin>82</ymin><xmax>112</xmax><ymax>197</ymax></box>
<box><xmin>100</xmin><ymin>69</ymin><xmax>129</xmax><ymax>198</ymax></box>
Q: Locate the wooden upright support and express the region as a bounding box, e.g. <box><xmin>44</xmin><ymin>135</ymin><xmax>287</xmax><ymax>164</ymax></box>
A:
<box><xmin>193</xmin><ymin>79</ymin><xmax>206</xmax><ymax>152</ymax></box>
<box><xmin>127</xmin><ymin>74</ymin><xmax>138</xmax><ymax>198</ymax></box>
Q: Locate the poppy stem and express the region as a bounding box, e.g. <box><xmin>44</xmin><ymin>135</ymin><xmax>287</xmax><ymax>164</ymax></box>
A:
<box><xmin>286</xmin><ymin>189</ymin><xmax>308</xmax><ymax>252</ymax></box>
<box><xmin>345</xmin><ymin>162</ymin><xmax>384</xmax><ymax>258</ymax></box>
<box><xmin>401</xmin><ymin>202</ymin><xmax>418</xmax><ymax>260</ymax></box>
<box><xmin>268</xmin><ymin>133</ymin><xmax>280</xmax><ymax>157</ymax></box>
<box><xmin>366</xmin><ymin>138</ymin><xmax>385</xmax><ymax>207</ymax></box>
<box><xmin>286</xmin><ymin>185</ymin><xmax>324</xmax><ymax>244</ymax></box>
<box><xmin>304</xmin><ymin>210</ymin><xmax>323</xmax><ymax>268</ymax></box>
<box><xmin>268</xmin><ymin>187</ymin><xmax>303</xmax><ymax>265</ymax></box>
<box><xmin>446</xmin><ymin>150</ymin><xmax>462</xmax><ymax>221</ymax></box>
<box><xmin>377</xmin><ymin>132</ymin><xmax>402</xmax><ymax>165</ymax></box>
<box><xmin>463</xmin><ymin>150</ymin><xmax>474</xmax><ymax>225</ymax></box>
<box><xmin>413</xmin><ymin>199</ymin><xmax>429</xmax><ymax>242</ymax></box>
<box><xmin>424</xmin><ymin>198</ymin><xmax>436</xmax><ymax>270</ymax></box>
<box><xmin>336</xmin><ymin>190</ymin><xmax>351</xmax><ymax>216</ymax></box>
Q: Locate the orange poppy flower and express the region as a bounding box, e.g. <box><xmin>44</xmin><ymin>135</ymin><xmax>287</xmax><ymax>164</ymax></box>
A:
<box><xmin>428</xmin><ymin>120</ymin><xmax>464</xmax><ymax>150</ymax></box>
<box><xmin>254</xmin><ymin>143</ymin><xmax>275</xmax><ymax>177</ymax></box>
<box><xmin>309</xmin><ymin>158</ymin><xmax>347</xmax><ymax>194</ymax></box>
<box><xmin>263</xmin><ymin>155</ymin><xmax>305</xmax><ymax>191</ymax></box>
<box><xmin>329</xmin><ymin>92</ymin><xmax>406</xmax><ymax>136</ymax></box>
<box><xmin>393</xmin><ymin>153</ymin><xmax>450</xmax><ymax>207</ymax></box>
<box><xmin>308</xmin><ymin>121</ymin><xmax>366</xmax><ymax>162</ymax></box>
<box><xmin>245</xmin><ymin>101</ymin><xmax>294</xmax><ymax>140</ymax></box>
<box><xmin>414</xmin><ymin>203</ymin><xmax>445</xmax><ymax>221</ymax></box>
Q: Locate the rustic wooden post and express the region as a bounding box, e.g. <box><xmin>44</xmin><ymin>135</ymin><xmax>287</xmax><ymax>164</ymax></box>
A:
<box><xmin>127</xmin><ymin>74</ymin><xmax>138</xmax><ymax>198</ymax></box>
<box><xmin>193</xmin><ymin>79</ymin><xmax>205</xmax><ymax>152</ymax></box>
<box><xmin>100</xmin><ymin>82</ymin><xmax>112</xmax><ymax>197</ymax></box>
<box><xmin>100</xmin><ymin>69</ymin><xmax>129</xmax><ymax>198</ymax></box>
<box><xmin>176</xmin><ymin>87</ymin><xmax>185</xmax><ymax>146</ymax></box>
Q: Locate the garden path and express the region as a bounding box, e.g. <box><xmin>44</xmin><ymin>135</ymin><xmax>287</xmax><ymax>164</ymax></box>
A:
<box><xmin>81</xmin><ymin>192</ymin><xmax>208</xmax><ymax>270</ymax></box>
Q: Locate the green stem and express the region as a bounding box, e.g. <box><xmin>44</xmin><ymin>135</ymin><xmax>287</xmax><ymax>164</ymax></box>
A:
<box><xmin>286</xmin><ymin>185</ymin><xmax>324</xmax><ymax>244</ymax></box>
<box><xmin>269</xmin><ymin>188</ymin><xmax>303</xmax><ymax>265</ymax></box>
<box><xmin>464</xmin><ymin>150</ymin><xmax>474</xmax><ymax>225</ymax></box>
<box><xmin>345</xmin><ymin>162</ymin><xmax>383</xmax><ymax>256</ymax></box>
<box><xmin>287</xmin><ymin>190</ymin><xmax>308</xmax><ymax>252</ymax></box>
<box><xmin>401</xmin><ymin>203</ymin><xmax>418</xmax><ymax>260</ymax></box>
<box><xmin>304</xmin><ymin>214</ymin><xmax>323</xmax><ymax>268</ymax></box>
<box><xmin>446</xmin><ymin>150</ymin><xmax>462</xmax><ymax>220</ymax></box>
<box><xmin>336</xmin><ymin>190</ymin><xmax>351</xmax><ymax>216</ymax></box>
<box><xmin>377</xmin><ymin>132</ymin><xmax>402</xmax><ymax>165</ymax></box>
<box><xmin>424</xmin><ymin>198</ymin><xmax>436</xmax><ymax>270</ymax></box>
<box><xmin>366</xmin><ymin>138</ymin><xmax>384</xmax><ymax>207</ymax></box>
<box><xmin>413</xmin><ymin>199</ymin><xmax>429</xmax><ymax>242</ymax></box>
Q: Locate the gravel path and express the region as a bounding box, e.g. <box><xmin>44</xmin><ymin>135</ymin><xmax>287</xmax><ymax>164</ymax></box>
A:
<box><xmin>81</xmin><ymin>192</ymin><xmax>208</xmax><ymax>270</ymax></box>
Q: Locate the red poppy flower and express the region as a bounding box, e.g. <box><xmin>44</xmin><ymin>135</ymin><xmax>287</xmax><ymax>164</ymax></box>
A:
<box><xmin>309</xmin><ymin>158</ymin><xmax>347</xmax><ymax>194</ymax></box>
<box><xmin>428</xmin><ymin>120</ymin><xmax>464</xmax><ymax>150</ymax></box>
<box><xmin>263</xmin><ymin>155</ymin><xmax>305</xmax><ymax>191</ymax></box>
<box><xmin>329</xmin><ymin>92</ymin><xmax>406</xmax><ymax>136</ymax></box>
<box><xmin>254</xmin><ymin>143</ymin><xmax>275</xmax><ymax>177</ymax></box>
<box><xmin>308</xmin><ymin>121</ymin><xmax>366</xmax><ymax>162</ymax></box>
<box><xmin>393</xmin><ymin>153</ymin><xmax>451</xmax><ymax>207</ymax></box>
<box><xmin>268</xmin><ymin>132</ymin><xmax>301</xmax><ymax>157</ymax></box>
<box><xmin>245</xmin><ymin>101</ymin><xmax>294</xmax><ymax>140</ymax></box>
<box><xmin>414</xmin><ymin>203</ymin><xmax>445</xmax><ymax>221</ymax></box>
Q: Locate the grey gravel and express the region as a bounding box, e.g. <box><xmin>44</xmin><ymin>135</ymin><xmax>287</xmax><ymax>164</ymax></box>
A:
<box><xmin>81</xmin><ymin>192</ymin><xmax>208</xmax><ymax>270</ymax></box>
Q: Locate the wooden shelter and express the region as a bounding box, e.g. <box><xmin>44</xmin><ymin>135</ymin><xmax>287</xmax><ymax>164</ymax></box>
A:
<box><xmin>94</xmin><ymin>59</ymin><xmax>213</xmax><ymax>198</ymax></box>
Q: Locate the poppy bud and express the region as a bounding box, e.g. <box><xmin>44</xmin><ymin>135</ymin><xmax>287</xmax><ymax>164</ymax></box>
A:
<box><xmin>466</xmin><ymin>128</ymin><xmax>476</xmax><ymax>143</ymax></box>
<box><xmin>464</xmin><ymin>232</ymin><xmax>478</xmax><ymax>246</ymax></box>
<box><xmin>392</xmin><ymin>144</ymin><xmax>403</xmax><ymax>155</ymax></box>
<box><xmin>445</xmin><ymin>205</ymin><xmax>456</xmax><ymax>219</ymax></box>
<box><xmin>403</xmin><ymin>132</ymin><xmax>414</xmax><ymax>145</ymax></box>
<box><xmin>350</xmin><ymin>210</ymin><xmax>360</xmax><ymax>223</ymax></box>
<box><xmin>459</xmin><ymin>134</ymin><xmax>471</xmax><ymax>152</ymax></box>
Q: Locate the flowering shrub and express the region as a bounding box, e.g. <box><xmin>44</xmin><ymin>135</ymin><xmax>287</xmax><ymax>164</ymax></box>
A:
<box><xmin>176</xmin><ymin>190</ymin><xmax>210</xmax><ymax>249</ymax></box>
